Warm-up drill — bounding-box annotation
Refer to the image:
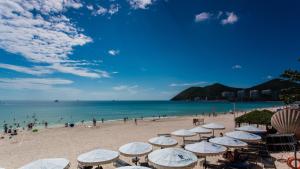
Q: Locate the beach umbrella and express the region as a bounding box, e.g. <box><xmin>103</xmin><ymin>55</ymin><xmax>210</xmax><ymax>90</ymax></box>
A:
<box><xmin>235</xmin><ymin>125</ymin><xmax>266</xmax><ymax>133</ymax></box>
<box><xmin>185</xmin><ymin>141</ymin><xmax>227</xmax><ymax>169</ymax></box>
<box><xmin>209</xmin><ymin>136</ymin><xmax>247</xmax><ymax>148</ymax></box>
<box><xmin>202</xmin><ymin>123</ymin><xmax>225</xmax><ymax>137</ymax></box>
<box><xmin>77</xmin><ymin>148</ymin><xmax>119</xmax><ymax>167</ymax></box>
<box><xmin>18</xmin><ymin>158</ymin><xmax>70</xmax><ymax>169</ymax></box>
<box><xmin>148</xmin><ymin>136</ymin><xmax>178</xmax><ymax>148</ymax></box>
<box><xmin>119</xmin><ymin>142</ymin><xmax>152</xmax><ymax>165</ymax></box>
<box><xmin>117</xmin><ymin>166</ymin><xmax>151</xmax><ymax>169</ymax></box>
<box><xmin>171</xmin><ymin>129</ymin><xmax>196</xmax><ymax>146</ymax></box>
<box><xmin>189</xmin><ymin>127</ymin><xmax>212</xmax><ymax>140</ymax></box>
<box><xmin>148</xmin><ymin>148</ymin><xmax>198</xmax><ymax>169</ymax></box>
<box><xmin>225</xmin><ymin>131</ymin><xmax>261</xmax><ymax>142</ymax></box>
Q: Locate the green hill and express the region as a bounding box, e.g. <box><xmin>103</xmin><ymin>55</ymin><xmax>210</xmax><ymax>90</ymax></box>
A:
<box><xmin>171</xmin><ymin>79</ymin><xmax>300</xmax><ymax>101</ymax></box>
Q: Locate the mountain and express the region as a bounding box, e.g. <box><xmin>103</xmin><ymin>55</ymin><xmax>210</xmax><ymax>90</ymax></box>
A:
<box><xmin>171</xmin><ymin>79</ymin><xmax>300</xmax><ymax>101</ymax></box>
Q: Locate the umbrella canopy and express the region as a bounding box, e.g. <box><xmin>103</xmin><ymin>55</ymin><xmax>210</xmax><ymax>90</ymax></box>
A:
<box><xmin>185</xmin><ymin>141</ymin><xmax>227</xmax><ymax>156</ymax></box>
<box><xmin>119</xmin><ymin>142</ymin><xmax>152</xmax><ymax>157</ymax></box>
<box><xmin>77</xmin><ymin>149</ymin><xmax>119</xmax><ymax>166</ymax></box>
<box><xmin>117</xmin><ymin>166</ymin><xmax>151</xmax><ymax>169</ymax></box>
<box><xmin>148</xmin><ymin>136</ymin><xmax>178</xmax><ymax>148</ymax></box>
<box><xmin>171</xmin><ymin>129</ymin><xmax>196</xmax><ymax>137</ymax></box>
<box><xmin>202</xmin><ymin>123</ymin><xmax>225</xmax><ymax>130</ymax></box>
<box><xmin>189</xmin><ymin>127</ymin><xmax>212</xmax><ymax>134</ymax></box>
<box><xmin>19</xmin><ymin>158</ymin><xmax>70</xmax><ymax>169</ymax></box>
<box><xmin>235</xmin><ymin>125</ymin><xmax>266</xmax><ymax>133</ymax></box>
<box><xmin>148</xmin><ymin>148</ymin><xmax>198</xmax><ymax>169</ymax></box>
<box><xmin>209</xmin><ymin>136</ymin><xmax>247</xmax><ymax>148</ymax></box>
<box><xmin>225</xmin><ymin>131</ymin><xmax>261</xmax><ymax>142</ymax></box>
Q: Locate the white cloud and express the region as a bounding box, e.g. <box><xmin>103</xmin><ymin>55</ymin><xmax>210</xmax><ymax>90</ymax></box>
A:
<box><xmin>169</xmin><ymin>81</ymin><xmax>208</xmax><ymax>87</ymax></box>
<box><xmin>108</xmin><ymin>49</ymin><xmax>120</xmax><ymax>56</ymax></box>
<box><xmin>195</xmin><ymin>12</ymin><xmax>211</xmax><ymax>22</ymax></box>
<box><xmin>92</xmin><ymin>4</ymin><xmax>119</xmax><ymax>16</ymax></box>
<box><xmin>113</xmin><ymin>85</ymin><xmax>139</xmax><ymax>94</ymax></box>
<box><xmin>108</xmin><ymin>4</ymin><xmax>120</xmax><ymax>15</ymax></box>
<box><xmin>128</xmin><ymin>0</ymin><xmax>153</xmax><ymax>9</ymax></box>
<box><xmin>95</xmin><ymin>6</ymin><xmax>108</xmax><ymax>15</ymax></box>
<box><xmin>0</xmin><ymin>78</ymin><xmax>73</xmax><ymax>90</ymax></box>
<box><xmin>0</xmin><ymin>63</ymin><xmax>53</xmax><ymax>75</ymax></box>
<box><xmin>232</xmin><ymin>64</ymin><xmax>242</xmax><ymax>69</ymax></box>
<box><xmin>87</xmin><ymin>4</ymin><xmax>94</xmax><ymax>10</ymax></box>
<box><xmin>0</xmin><ymin>0</ymin><xmax>108</xmax><ymax>78</ymax></box>
<box><xmin>49</xmin><ymin>63</ymin><xmax>109</xmax><ymax>78</ymax></box>
<box><xmin>267</xmin><ymin>75</ymin><xmax>273</xmax><ymax>79</ymax></box>
<box><xmin>221</xmin><ymin>12</ymin><xmax>238</xmax><ymax>25</ymax></box>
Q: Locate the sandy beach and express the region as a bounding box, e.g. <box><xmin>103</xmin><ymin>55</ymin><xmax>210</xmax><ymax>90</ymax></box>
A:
<box><xmin>0</xmin><ymin>108</ymin><xmax>297</xmax><ymax>169</ymax></box>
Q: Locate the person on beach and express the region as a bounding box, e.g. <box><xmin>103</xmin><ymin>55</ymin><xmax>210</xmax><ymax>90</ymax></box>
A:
<box><xmin>101</xmin><ymin>118</ymin><xmax>104</xmax><ymax>123</ymax></box>
<box><xmin>93</xmin><ymin>118</ymin><xmax>96</xmax><ymax>126</ymax></box>
<box><xmin>3</xmin><ymin>123</ymin><xmax>8</xmax><ymax>134</ymax></box>
<box><xmin>134</xmin><ymin>118</ymin><xmax>137</xmax><ymax>125</ymax></box>
<box><xmin>45</xmin><ymin>121</ymin><xmax>48</xmax><ymax>128</ymax></box>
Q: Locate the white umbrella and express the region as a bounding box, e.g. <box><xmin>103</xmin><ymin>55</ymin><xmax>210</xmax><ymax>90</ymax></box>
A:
<box><xmin>185</xmin><ymin>141</ymin><xmax>227</xmax><ymax>169</ymax></box>
<box><xmin>119</xmin><ymin>142</ymin><xmax>152</xmax><ymax>157</ymax></box>
<box><xmin>235</xmin><ymin>125</ymin><xmax>266</xmax><ymax>133</ymax></box>
<box><xmin>148</xmin><ymin>136</ymin><xmax>178</xmax><ymax>148</ymax></box>
<box><xmin>19</xmin><ymin>158</ymin><xmax>70</xmax><ymax>169</ymax></box>
<box><xmin>209</xmin><ymin>136</ymin><xmax>247</xmax><ymax>148</ymax></box>
<box><xmin>171</xmin><ymin>129</ymin><xmax>196</xmax><ymax>146</ymax></box>
<box><xmin>148</xmin><ymin>148</ymin><xmax>198</xmax><ymax>169</ymax></box>
<box><xmin>117</xmin><ymin>166</ymin><xmax>151</xmax><ymax>169</ymax></box>
<box><xmin>225</xmin><ymin>131</ymin><xmax>261</xmax><ymax>142</ymax></box>
<box><xmin>189</xmin><ymin>127</ymin><xmax>212</xmax><ymax>140</ymax></box>
<box><xmin>185</xmin><ymin>141</ymin><xmax>227</xmax><ymax>156</ymax></box>
<box><xmin>77</xmin><ymin>148</ymin><xmax>119</xmax><ymax>166</ymax></box>
<box><xmin>202</xmin><ymin>123</ymin><xmax>225</xmax><ymax>137</ymax></box>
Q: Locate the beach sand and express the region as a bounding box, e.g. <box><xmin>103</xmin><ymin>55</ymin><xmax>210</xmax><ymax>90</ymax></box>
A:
<box><xmin>0</xmin><ymin>109</ymin><xmax>296</xmax><ymax>169</ymax></box>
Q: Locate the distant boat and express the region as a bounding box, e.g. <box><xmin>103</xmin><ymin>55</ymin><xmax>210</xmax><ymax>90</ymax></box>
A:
<box><xmin>54</xmin><ymin>100</ymin><xmax>59</xmax><ymax>103</ymax></box>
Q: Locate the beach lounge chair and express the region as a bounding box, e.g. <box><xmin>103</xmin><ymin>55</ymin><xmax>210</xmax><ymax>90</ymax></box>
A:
<box><xmin>261</xmin><ymin>156</ymin><xmax>276</xmax><ymax>169</ymax></box>
<box><xmin>113</xmin><ymin>159</ymin><xmax>131</xmax><ymax>167</ymax></box>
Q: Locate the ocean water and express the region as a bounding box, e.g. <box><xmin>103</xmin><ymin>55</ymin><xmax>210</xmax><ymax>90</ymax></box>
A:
<box><xmin>0</xmin><ymin>101</ymin><xmax>283</xmax><ymax>128</ymax></box>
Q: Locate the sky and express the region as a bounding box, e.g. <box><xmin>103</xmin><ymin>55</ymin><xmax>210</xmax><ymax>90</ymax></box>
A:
<box><xmin>0</xmin><ymin>0</ymin><xmax>299</xmax><ymax>100</ymax></box>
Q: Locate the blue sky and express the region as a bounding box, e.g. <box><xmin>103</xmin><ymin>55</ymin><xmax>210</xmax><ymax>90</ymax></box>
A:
<box><xmin>0</xmin><ymin>0</ymin><xmax>299</xmax><ymax>100</ymax></box>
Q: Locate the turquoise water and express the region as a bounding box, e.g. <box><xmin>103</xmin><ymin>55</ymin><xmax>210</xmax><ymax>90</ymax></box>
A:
<box><xmin>0</xmin><ymin>101</ymin><xmax>283</xmax><ymax>127</ymax></box>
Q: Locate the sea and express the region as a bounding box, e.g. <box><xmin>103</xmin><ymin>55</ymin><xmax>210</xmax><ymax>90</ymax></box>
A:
<box><xmin>0</xmin><ymin>101</ymin><xmax>283</xmax><ymax>128</ymax></box>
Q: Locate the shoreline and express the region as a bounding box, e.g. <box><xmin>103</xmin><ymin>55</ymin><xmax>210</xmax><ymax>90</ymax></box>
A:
<box><xmin>2</xmin><ymin>105</ymin><xmax>284</xmax><ymax>132</ymax></box>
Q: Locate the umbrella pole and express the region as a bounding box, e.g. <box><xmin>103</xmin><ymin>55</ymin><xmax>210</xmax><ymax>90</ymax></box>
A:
<box><xmin>212</xmin><ymin>130</ymin><xmax>215</xmax><ymax>137</ymax></box>
<box><xmin>204</xmin><ymin>156</ymin><xmax>207</xmax><ymax>169</ymax></box>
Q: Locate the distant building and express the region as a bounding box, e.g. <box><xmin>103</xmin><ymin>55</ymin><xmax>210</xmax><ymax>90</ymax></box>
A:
<box><xmin>237</xmin><ymin>90</ymin><xmax>246</xmax><ymax>98</ymax></box>
<box><xmin>250</xmin><ymin>90</ymin><xmax>259</xmax><ymax>99</ymax></box>
<box><xmin>222</xmin><ymin>91</ymin><xmax>235</xmax><ymax>100</ymax></box>
<box><xmin>261</xmin><ymin>89</ymin><xmax>272</xmax><ymax>95</ymax></box>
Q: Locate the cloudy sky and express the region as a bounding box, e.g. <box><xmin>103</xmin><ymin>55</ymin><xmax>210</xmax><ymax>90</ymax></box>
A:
<box><xmin>0</xmin><ymin>0</ymin><xmax>299</xmax><ymax>100</ymax></box>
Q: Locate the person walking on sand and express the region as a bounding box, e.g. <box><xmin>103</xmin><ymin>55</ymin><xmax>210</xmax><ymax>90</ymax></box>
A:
<box><xmin>93</xmin><ymin>118</ymin><xmax>96</xmax><ymax>127</ymax></box>
<box><xmin>134</xmin><ymin>118</ymin><xmax>137</xmax><ymax>125</ymax></box>
<box><xmin>101</xmin><ymin>118</ymin><xmax>104</xmax><ymax>123</ymax></box>
<box><xmin>45</xmin><ymin>121</ymin><xmax>48</xmax><ymax>128</ymax></box>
